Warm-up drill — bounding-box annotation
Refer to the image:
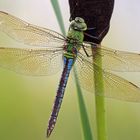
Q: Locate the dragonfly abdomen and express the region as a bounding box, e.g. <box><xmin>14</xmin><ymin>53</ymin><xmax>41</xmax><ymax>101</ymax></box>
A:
<box><xmin>47</xmin><ymin>56</ymin><xmax>75</xmax><ymax>137</ymax></box>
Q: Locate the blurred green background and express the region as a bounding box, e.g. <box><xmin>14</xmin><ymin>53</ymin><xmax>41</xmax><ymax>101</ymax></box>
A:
<box><xmin>0</xmin><ymin>0</ymin><xmax>140</xmax><ymax>140</ymax></box>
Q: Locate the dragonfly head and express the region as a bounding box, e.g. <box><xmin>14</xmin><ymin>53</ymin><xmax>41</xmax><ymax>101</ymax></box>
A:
<box><xmin>70</xmin><ymin>17</ymin><xmax>87</xmax><ymax>31</ymax></box>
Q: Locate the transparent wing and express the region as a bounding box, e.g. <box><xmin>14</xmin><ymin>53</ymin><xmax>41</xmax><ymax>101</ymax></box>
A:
<box><xmin>75</xmin><ymin>53</ymin><xmax>140</xmax><ymax>102</ymax></box>
<box><xmin>0</xmin><ymin>11</ymin><xmax>66</xmax><ymax>47</ymax></box>
<box><xmin>0</xmin><ymin>46</ymin><xmax>64</xmax><ymax>76</ymax></box>
<box><xmin>82</xmin><ymin>42</ymin><xmax>140</xmax><ymax>72</ymax></box>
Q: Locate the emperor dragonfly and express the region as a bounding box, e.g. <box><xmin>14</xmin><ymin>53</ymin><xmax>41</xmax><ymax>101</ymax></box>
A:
<box><xmin>0</xmin><ymin>11</ymin><xmax>140</xmax><ymax>137</ymax></box>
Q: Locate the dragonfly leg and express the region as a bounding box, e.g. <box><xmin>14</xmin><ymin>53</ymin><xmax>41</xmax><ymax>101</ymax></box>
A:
<box><xmin>82</xmin><ymin>45</ymin><xmax>90</xmax><ymax>57</ymax></box>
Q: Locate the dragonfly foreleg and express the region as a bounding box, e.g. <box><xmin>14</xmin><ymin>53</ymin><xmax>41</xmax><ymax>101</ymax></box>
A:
<box><xmin>82</xmin><ymin>45</ymin><xmax>90</xmax><ymax>57</ymax></box>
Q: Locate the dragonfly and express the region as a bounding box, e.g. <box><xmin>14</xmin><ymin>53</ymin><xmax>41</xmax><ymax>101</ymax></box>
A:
<box><xmin>0</xmin><ymin>11</ymin><xmax>140</xmax><ymax>137</ymax></box>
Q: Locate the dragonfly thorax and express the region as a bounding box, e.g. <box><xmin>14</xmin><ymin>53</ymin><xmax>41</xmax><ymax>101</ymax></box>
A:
<box><xmin>64</xmin><ymin>17</ymin><xmax>87</xmax><ymax>59</ymax></box>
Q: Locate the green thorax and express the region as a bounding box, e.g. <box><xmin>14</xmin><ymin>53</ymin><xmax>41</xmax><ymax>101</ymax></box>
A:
<box><xmin>67</xmin><ymin>28</ymin><xmax>84</xmax><ymax>43</ymax></box>
<box><xmin>64</xmin><ymin>17</ymin><xmax>87</xmax><ymax>59</ymax></box>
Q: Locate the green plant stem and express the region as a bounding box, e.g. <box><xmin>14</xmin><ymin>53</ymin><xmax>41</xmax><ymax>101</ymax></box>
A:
<box><xmin>92</xmin><ymin>46</ymin><xmax>107</xmax><ymax>140</ymax></box>
<box><xmin>51</xmin><ymin>0</ymin><xmax>66</xmax><ymax>36</ymax></box>
<box><xmin>74</xmin><ymin>67</ymin><xmax>93</xmax><ymax>140</ymax></box>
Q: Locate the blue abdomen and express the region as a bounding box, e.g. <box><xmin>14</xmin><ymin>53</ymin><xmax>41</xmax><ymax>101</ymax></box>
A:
<box><xmin>47</xmin><ymin>56</ymin><xmax>75</xmax><ymax>136</ymax></box>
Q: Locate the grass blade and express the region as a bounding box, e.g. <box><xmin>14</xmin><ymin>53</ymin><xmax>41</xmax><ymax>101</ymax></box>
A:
<box><xmin>73</xmin><ymin>67</ymin><xmax>93</xmax><ymax>140</ymax></box>
<box><xmin>51</xmin><ymin>0</ymin><xmax>66</xmax><ymax>36</ymax></box>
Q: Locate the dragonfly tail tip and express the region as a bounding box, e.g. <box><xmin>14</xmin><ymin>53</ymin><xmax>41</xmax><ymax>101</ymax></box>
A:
<box><xmin>46</xmin><ymin>128</ymin><xmax>53</xmax><ymax>138</ymax></box>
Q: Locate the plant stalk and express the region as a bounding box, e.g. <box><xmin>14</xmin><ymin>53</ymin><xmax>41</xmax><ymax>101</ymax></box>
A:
<box><xmin>74</xmin><ymin>67</ymin><xmax>93</xmax><ymax>140</ymax></box>
<box><xmin>92</xmin><ymin>45</ymin><xmax>107</xmax><ymax>140</ymax></box>
<box><xmin>51</xmin><ymin>0</ymin><xmax>66</xmax><ymax>36</ymax></box>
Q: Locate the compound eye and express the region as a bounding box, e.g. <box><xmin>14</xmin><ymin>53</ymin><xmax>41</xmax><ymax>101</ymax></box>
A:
<box><xmin>75</xmin><ymin>17</ymin><xmax>84</xmax><ymax>23</ymax></box>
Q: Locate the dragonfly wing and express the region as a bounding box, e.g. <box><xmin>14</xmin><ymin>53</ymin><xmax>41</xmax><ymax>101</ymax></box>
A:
<box><xmin>0</xmin><ymin>46</ymin><xmax>63</xmax><ymax>76</ymax></box>
<box><xmin>74</xmin><ymin>54</ymin><xmax>95</xmax><ymax>93</ymax></box>
<box><xmin>81</xmin><ymin>42</ymin><xmax>140</xmax><ymax>72</ymax></box>
<box><xmin>0</xmin><ymin>11</ymin><xmax>66</xmax><ymax>47</ymax></box>
<box><xmin>75</xmin><ymin>53</ymin><xmax>140</xmax><ymax>102</ymax></box>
